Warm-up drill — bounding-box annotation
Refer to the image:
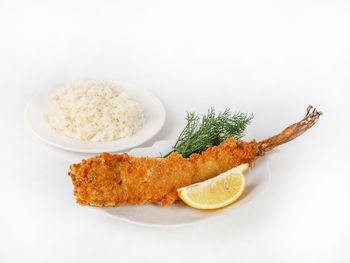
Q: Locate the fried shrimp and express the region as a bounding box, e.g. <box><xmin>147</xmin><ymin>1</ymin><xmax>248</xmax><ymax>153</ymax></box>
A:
<box><xmin>68</xmin><ymin>106</ymin><xmax>322</xmax><ymax>206</ymax></box>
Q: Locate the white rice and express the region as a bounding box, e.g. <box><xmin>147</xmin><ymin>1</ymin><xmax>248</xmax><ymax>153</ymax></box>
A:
<box><xmin>46</xmin><ymin>78</ymin><xmax>145</xmax><ymax>142</ymax></box>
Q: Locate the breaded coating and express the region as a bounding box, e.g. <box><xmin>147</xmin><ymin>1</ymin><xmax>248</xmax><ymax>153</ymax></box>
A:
<box><xmin>69</xmin><ymin>106</ymin><xmax>322</xmax><ymax>206</ymax></box>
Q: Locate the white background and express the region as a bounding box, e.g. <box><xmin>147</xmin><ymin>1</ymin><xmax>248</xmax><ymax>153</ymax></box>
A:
<box><xmin>1</xmin><ymin>0</ymin><xmax>349</xmax><ymax>262</ymax></box>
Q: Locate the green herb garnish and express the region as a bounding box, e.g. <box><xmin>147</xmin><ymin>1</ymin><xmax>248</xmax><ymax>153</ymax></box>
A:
<box><xmin>163</xmin><ymin>108</ymin><xmax>253</xmax><ymax>158</ymax></box>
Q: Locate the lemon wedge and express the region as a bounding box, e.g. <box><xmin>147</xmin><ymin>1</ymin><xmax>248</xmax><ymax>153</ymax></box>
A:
<box><xmin>177</xmin><ymin>163</ymin><xmax>248</xmax><ymax>209</ymax></box>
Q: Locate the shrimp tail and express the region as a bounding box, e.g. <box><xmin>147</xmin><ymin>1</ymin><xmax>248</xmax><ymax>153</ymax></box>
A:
<box><xmin>257</xmin><ymin>105</ymin><xmax>322</xmax><ymax>156</ymax></box>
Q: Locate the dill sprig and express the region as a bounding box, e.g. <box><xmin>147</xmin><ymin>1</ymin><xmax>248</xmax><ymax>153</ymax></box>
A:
<box><xmin>163</xmin><ymin>108</ymin><xmax>253</xmax><ymax>158</ymax></box>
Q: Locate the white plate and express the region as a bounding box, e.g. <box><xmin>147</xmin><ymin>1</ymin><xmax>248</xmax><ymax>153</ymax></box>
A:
<box><xmin>26</xmin><ymin>81</ymin><xmax>166</xmax><ymax>153</ymax></box>
<box><xmin>92</xmin><ymin>140</ymin><xmax>271</xmax><ymax>227</ymax></box>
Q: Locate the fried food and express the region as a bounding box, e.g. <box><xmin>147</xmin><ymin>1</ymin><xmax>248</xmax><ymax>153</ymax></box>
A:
<box><xmin>68</xmin><ymin>106</ymin><xmax>322</xmax><ymax>206</ymax></box>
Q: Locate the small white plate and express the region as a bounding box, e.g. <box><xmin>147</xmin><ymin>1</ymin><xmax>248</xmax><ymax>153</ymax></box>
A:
<box><xmin>26</xmin><ymin>81</ymin><xmax>166</xmax><ymax>153</ymax></box>
<box><xmin>92</xmin><ymin>140</ymin><xmax>271</xmax><ymax>227</ymax></box>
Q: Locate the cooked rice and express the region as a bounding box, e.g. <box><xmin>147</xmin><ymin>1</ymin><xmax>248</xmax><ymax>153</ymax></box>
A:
<box><xmin>46</xmin><ymin>78</ymin><xmax>145</xmax><ymax>142</ymax></box>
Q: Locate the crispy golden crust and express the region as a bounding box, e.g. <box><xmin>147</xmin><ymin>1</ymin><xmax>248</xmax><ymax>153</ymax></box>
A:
<box><xmin>68</xmin><ymin>138</ymin><xmax>259</xmax><ymax>206</ymax></box>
